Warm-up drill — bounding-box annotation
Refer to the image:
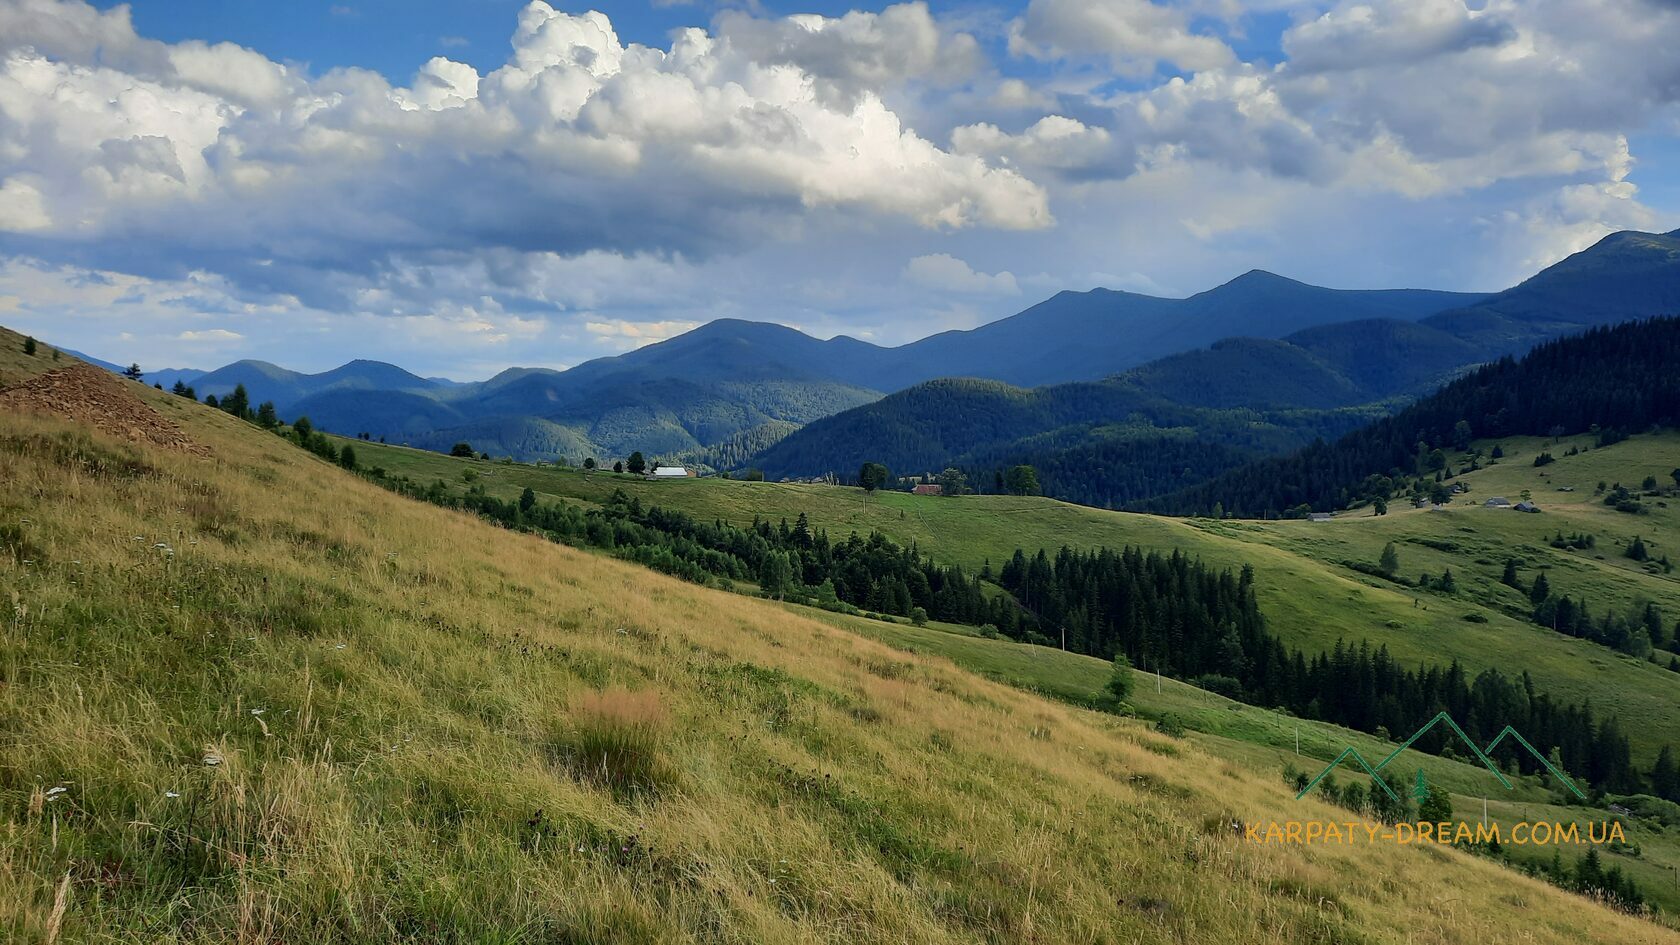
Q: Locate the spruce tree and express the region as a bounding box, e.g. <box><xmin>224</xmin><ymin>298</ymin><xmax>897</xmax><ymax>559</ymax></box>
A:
<box><xmin>1379</xmin><ymin>542</ymin><xmax>1400</xmax><ymax>576</ymax></box>
<box><xmin>1652</xmin><ymin>746</ymin><xmax>1679</xmax><ymax>802</ymax></box>
<box><xmin>1500</xmin><ymin>559</ymin><xmax>1521</xmax><ymax>588</ymax></box>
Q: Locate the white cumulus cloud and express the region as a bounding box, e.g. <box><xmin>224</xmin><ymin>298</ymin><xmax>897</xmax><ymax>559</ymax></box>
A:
<box><xmin>903</xmin><ymin>253</ymin><xmax>1020</xmax><ymax>294</ymax></box>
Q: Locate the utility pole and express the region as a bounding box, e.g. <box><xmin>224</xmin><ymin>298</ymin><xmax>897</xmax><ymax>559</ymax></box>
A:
<box><xmin>1060</xmin><ymin>625</ymin><xmax>1065</xmax><ymax>651</ymax></box>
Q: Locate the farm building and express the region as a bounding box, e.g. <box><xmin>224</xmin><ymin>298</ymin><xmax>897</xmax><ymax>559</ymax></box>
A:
<box><xmin>1307</xmin><ymin>512</ymin><xmax>1335</xmax><ymax>522</ymax></box>
<box><xmin>912</xmin><ymin>483</ymin><xmax>944</xmax><ymax>496</ymax></box>
<box><xmin>1514</xmin><ymin>500</ymin><xmax>1541</xmax><ymax>513</ymax></box>
<box><xmin>650</xmin><ymin>466</ymin><xmax>695</xmax><ymax>478</ymax></box>
<box><xmin>1484</xmin><ymin>496</ymin><xmax>1511</xmax><ymax>508</ymax></box>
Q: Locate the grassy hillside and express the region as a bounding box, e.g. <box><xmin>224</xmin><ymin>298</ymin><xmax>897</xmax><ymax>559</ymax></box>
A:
<box><xmin>3</xmin><ymin>327</ymin><xmax>1676</xmax><ymax>942</ymax></box>
<box><xmin>803</xmin><ymin>607</ymin><xmax>1680</xmax><ymax>914</ymax></box>
<box><xmin>331</xmin><ymin>430</ymin><xmax>1680</xmax><ymax>765</ymax></box>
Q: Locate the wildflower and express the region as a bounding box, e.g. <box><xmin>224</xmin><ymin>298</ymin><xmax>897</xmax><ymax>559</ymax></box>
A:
<box><xmin>45</xmin><ymin>786</ymin><xmax>67</xmax><ymax>800</ymax></box>
<box><xmin>250</xmin><ymin>708</ymin><xmax>265</xmax><ymax>716</ymax></box>
<box><xmin>203</xmin><ymin>752</ymin><xmax>223</xmax><ymax>766</ymax></box>
<box><xmin>165</xmin><ymin>791</ymin><xmax>180</xmax><ymax>799</ymax></box>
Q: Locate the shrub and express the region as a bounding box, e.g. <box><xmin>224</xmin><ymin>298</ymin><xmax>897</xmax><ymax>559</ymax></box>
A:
<box><xmin>1191</xmin><ymin>673</ymin><xmax>1243</xmax><ymax>699</ymax></box>
<box><xmin>1106</xmin><ymin>653</ymin><xmax>1134</xmax><ymax>703</ymax></box>
<box><xmin>1154</xmin><ymin>713</ymin><xmax>1187</xmax><ymax>738</ymax></box>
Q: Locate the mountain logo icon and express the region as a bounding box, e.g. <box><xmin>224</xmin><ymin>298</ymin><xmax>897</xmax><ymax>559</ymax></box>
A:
<box><xmin>1295</xmin><ymin>711</ymin><xmax>1587</xmax><ymax>802</ymax></box>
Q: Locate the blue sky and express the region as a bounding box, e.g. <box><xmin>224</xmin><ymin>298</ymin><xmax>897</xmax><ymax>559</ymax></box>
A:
<box><xmin>5</xmin><ymin>0</ymin><xmax>1679</xmax><ymax>377</ymax></box>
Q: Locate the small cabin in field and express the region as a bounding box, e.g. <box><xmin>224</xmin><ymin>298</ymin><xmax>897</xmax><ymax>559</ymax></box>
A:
<box><xmin>1484</xmin><ymin>496</ymin><xmax>1511</xmax><ymax>508</ymax></box>
<box><xmin>912</xmin><ymin>483</ymin><xmax>943</xmax><ymax>496</ymax></box>
<box><xmin>1307</xmin><ymin>512</ymin><xmax>1335</xmax><ymax>522</ymax></box>
<box><xmin>650</xmin><ymin>466</ymin><xmax>694</xmax><ymax>479</ymax></box>
<box><xmin>1514</xmin><ymin>500</ymin><xmax>1541</xmax><ymax>513</ymax></box>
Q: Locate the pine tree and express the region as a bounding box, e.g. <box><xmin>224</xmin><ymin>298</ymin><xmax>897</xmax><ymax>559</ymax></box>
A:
<box><xmin>1653</xmin><ymin>746</ymin><xmax>1680</xmax><ymax>802</ymax></box>
<box><xmin>1529</xmin><ymin>572</ymin><xmax>1550</xmax><ymax>603</ymax></box>
<box><xmin>1500</xmin><ymin>558</ymin><xmax>1521</xmax><ymax>588</ymax></box>
<box><xmin>627</xmin><ymin>451</ymin><xmax>647</xmax><ymax>475</ymax></box>
<box><xmin>22</xmin><ymin>336</ymin><xmax>37</xmax><ymax>356</ymax></box>
<box><xmin>122</xmin><ymin>363</ymin><xmax>143</xmax><ymax>381</ymax></box>
<box><xmin>1379</xmin><ymin>542</ymin><xmax>1400</xmax><ymax>576</ymax></box>
<box><xmin>221</xmin><ymin>383</ymin><xmax>251</xmax><ymax>419</ymax></box>
<box><xmin>256</xmin><ymin>401</ymin><xmax>279</xmax><ymax>429</ymax></box>
<box><xmin>519</xmin><ymin>487</ymin><xmax>537</xmax><ymax>513</ymax></box>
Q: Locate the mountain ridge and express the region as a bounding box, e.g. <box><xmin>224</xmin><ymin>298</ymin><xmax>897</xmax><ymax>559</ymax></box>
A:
<box><xmin>746</xmin><ymin>228</ymin><xmax>1680</xmax><ymax>497</ymax></box>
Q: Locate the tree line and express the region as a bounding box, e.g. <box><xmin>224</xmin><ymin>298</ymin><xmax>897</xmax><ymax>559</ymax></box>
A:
<box><xmin>994</xmin><ymin>544</ymin><xmax>1668</xmax><ymax>798</ymax></box>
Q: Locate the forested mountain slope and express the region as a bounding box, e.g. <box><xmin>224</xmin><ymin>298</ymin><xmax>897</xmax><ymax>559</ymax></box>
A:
<box><xmin>1141</xmin><ymin>316</ymin><xmax>1680</xmax><ymax>517</ymax></box>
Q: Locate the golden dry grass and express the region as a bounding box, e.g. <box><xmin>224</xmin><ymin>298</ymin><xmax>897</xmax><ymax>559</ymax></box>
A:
<box><xmin>1</xmin><ymin>371</ymin><xmax>1676</xmax><ymax>943</ymax></box>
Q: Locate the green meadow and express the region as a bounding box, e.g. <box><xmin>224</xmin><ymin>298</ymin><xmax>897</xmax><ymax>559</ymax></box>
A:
<box><xmin>336</xmin><ymin>431</ymin><xmax>1680</xmax><ymax>764</ymax></box>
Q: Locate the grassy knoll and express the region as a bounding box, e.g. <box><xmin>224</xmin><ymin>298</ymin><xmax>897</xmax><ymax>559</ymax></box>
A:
<box><xmin>336</xmin><ymin>432</ymin><xmax>1680</xmax><ymax>764</ymax></box>
<box><xmin>2</xmin><ymin>335</ymin><xmax>1674</xmax><ymax>941</ymax></box>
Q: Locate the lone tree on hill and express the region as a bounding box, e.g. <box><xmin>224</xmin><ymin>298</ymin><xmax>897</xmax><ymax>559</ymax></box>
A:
<box><xmin>583</xmin><ymin>457</ymin><xmax>596</xmax><ymax>470</ymax></box>
<box><xmin>1379</xmin><ymin>542</ymin><xmax>1400</xmax><ymax>576</ymax></box>
<box><xmin>256</xmin><ymin>401</ymin><xmax>278</xmax><ymax>429</ymax></box>
<box><xmin>936</xmin><ymin>467</ymin><xmax>968</xmax><ymax>496</ymax></box>
<box><xmin>627</xmin><ymin>451</ymin><xmax>647</xmax><ymax>475</ymax></box>
<box><xmin>1004</xmin><ymin>464</ymin><xmax>1040</xmax><ymax>496</ymax></box>
<box><xmin>22</xmin><ymin>336</ymin><xmax>36</xmax><ymax>356</ymax></box>
<box><xmin>858</xmin><ymin>462</ymin><xmax>890</xmax><ymax>492</ymax></box>
<box><xmin>337</xmin><ymin>445</ymin><xmax>357</xmax><ymax>471</ymax></box>
<box><xmin>122</xmin><ymin>363</ymin><xmax>143</xmax><ymax>381</ymax></box>
<box><xmin>1105</xmin><ymin>653</ymin><xmax>1134</xmax><ymax>703</ymax></box>
<box><xmin>450</xmin><ymin>442</ymin><xmax>475</xmax><ymax>458</ymax></box>
<box><xmin>613</xmin><ymin>461</ymin><xmax>624</xmax><ymax>474</ymax></box>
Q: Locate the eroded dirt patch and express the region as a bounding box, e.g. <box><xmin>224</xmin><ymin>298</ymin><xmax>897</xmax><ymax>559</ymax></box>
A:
<box><xmin>0</xmin><ymin>363</ymin><xmax>207</xmax><ymax>455</ymax></box>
